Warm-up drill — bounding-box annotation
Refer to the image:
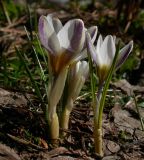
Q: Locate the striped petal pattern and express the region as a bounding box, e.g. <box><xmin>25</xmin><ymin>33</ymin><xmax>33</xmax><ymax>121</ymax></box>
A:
<box><xmin>86</xmin><ymin>32</ymin><xmax>133</xmax><ymax>83</ymax></box>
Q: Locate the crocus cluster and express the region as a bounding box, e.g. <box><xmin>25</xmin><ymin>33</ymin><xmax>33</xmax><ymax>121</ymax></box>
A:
<box><xmin>38</xmin><ymin>13</ymin><xmax>133</xmax><ymax>156</ymax></box>
<box><xmin>38</xmin><ymin>14</ymin><xmax>96</xmax><ymax>141</ymax></box>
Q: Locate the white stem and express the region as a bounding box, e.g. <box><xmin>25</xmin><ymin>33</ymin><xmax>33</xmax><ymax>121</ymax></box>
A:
<box><xmin>48</xmin><ymin>67</ymin><xmax>68</xmax><ymax>121</ymax></box>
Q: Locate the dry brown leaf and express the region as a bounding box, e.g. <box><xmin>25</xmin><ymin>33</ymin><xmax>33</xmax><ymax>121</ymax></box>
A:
<box><xmin>112</xmin><ymin>79</ymin><xmax>133</xmax><ymax>96</ymax></box>
<box><xmin>102</xmin><ymin>155</ymin><xmax>120</xmax><ymax>160</ymax></box>
<box><xmin>48</xmin><ymin>147</ymin><xmax>69</xmax><ymax>158</ymax></box>
<box><xmin>113</xmin><ymin>79</ymin><xmax>144</xmax><ymax>94</ymax></box>
<box><xmin>112</xmin><ymin>103</ymin><xmax>141</xmax><ymax>134</ymax></box>
<box><xmin>0</xmin><ymin>143</ymin><xmax>21</xmax><ymax>160</ymax></box>
<box><xmin>40</xmin><ymin>138</ymin><xmax>49</xmax><ymax>149</ymax></box>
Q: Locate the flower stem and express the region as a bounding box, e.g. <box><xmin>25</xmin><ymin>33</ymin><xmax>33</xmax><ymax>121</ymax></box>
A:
<box><xmin>88</xmin><ymin>51</ymin><xmax>103</xmax><ymax>155</ymax></box>
<box><xmin>93</xmin><ymin>84</ymin><xmax>104</xmax><ymax>156</ymax></box>
<box><xmin>60</xmin><ymin>99</ymin><xmax>73</xmax><ymax>137</ymax></box>
<box><xmin>88</xmin><ymin>51</ymin><xmax>97</xmax><ymax>113</ymax></box>
<box><xmin>94</xmin><ymin>125</ymin><xmax>103</xmax><ymax>157</ymax></box>
<box><xmin>44</xmin><ymin>105</ymin><xmax>59</xmax><ymax>145</ymax></box>
<box><xmin>60</xmin><ymin>108</ymin><xmax>71</xmax><ymax>136</ymax></box>
<box><xmin>93</xmin><ymin>42</ymin><xmax>120</xmax><ymax>156</ymax></box>
<box><xmin>49</xmin><ymin>112</ymin><xmax>59</xmax><ymax>144</ymax></box>
<box><xmin>46</xmin><ymin>67</ymin><xmax>68</xmax><ymax>143</ymax></box>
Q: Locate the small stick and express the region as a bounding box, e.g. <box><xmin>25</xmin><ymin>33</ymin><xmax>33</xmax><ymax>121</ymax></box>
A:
<box><xmin>7</xmin><ymin>134</ymin><xmax>47</xmax><ymax>151</ymax></box>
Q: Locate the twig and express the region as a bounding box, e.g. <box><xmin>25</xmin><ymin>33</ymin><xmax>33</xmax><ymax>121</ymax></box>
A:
<box><xmin>6</xmin><ymin>16</ymin><xmax>27</xmax><ymax>29</ymax></box>
<box><xmin>0</xmin><ymin>28</ymin><xmax>26</xmax><ymax>35</ymax></box>
<box><xmin>7</xmin><ymin>134</ymin><xmax>47</xmax><ymax>151</ymax></box>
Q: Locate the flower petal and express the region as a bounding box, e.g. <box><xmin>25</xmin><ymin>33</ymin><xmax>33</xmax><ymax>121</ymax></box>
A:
<box><xmin>57</xmin><ymin>19</ymin><xmax>85</xmax><ymax>53</ymax></box>
<box><xmin>116</xmin><ymin>40</ymin><xmax>133</xmax><ymax>69</ymax></box>
<box><xmin>68</xmin><ymin>61</ymin><xmax>89</xmax><ymax>101</ymax></box>
<box><xmin>86</xmin><ymin>32</ymin><xmax>97</xmax><ymax>63</ymax></box>
<box><xmin>72</xmin><ymin>61</ymin><xmax>88</xmax><ymax>99</ymax></box>
<box><xmin>38</xmin><ymin>15</ymin><xmax>61</xmax><ymax>55</ymax></box>
<box><xmin>96</xmin><ymin>35</ymin><xmax>103</xmax><ymax>53</ymax></box>
<box><xmin>87</xmin><ymin>26</ymin><xmax>98</xmax><ymax>43</ymax></box>
<box><xmin>73</xmin><ymin>48</ymin><xmax>88</xmax><ymax>62</ymax></box>
<box><xmin>80</xmin><ymin>61</ymin><xmax>89</xmax><ymax>78</ymax></box>
<box><xmin>46</xmin><ymin>14</ymin><xmax>63</xmax><ymax>33</ymax></box>
<box><xmin>99</xmin><ymin>35</ymin><xmax>115</xmax><ymax>66</ymax></box>
<box><xmin>82</xmin><ymin>26</ymin><xmax>98</xmax><ymax>51</ymax></box>
<box><xmin>113</xmin><ymin>35</ymin><xmax>116</xmax><ymax>44</ymax></box>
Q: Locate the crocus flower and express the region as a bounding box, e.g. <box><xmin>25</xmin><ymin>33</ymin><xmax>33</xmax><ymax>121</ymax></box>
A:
<box><xmin>60</xmin><ymin>60</ymin><xmax>89</xmax><ymax>132</ymax></box>
<box><xmin>86</xmin><ymin>33</ymin><xmax>133</xmax><ymax>83</ymax></box>
<box><xmin>38</xmin><ymin>14</ymin><xmax>96</xmax><ymax>140</ymax></box>
<box><xmin>39</xmin><ymin>14</ymin><xmax>97</xmax><ymax>75</ymax></box>
<box><xmin>67</xmin><ymin>60</ymin><xmax>89</xmax><ymax>102</ymax></box>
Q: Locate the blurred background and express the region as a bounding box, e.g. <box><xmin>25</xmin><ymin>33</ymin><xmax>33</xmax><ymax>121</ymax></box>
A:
<box><xmin>0</xmin><ymin>0</ymin><xmax>144</xmax><ymax>88</ymax></box>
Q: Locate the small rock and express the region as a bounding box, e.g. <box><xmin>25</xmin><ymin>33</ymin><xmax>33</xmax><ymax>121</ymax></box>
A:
<box><xmin>106</xmin><ymin>140</ymin><xmax>120</xmax><ymax>153</ymax></box>
<box><xmin>135</xmin><ymin>129</ymin><xmax>144</xmax><ymax>140</ymax></box>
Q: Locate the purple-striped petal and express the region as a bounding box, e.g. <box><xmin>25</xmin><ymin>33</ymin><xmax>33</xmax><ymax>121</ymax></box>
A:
<box><xmin>46</xmin><ymin>14</ymin><xmax>63</xmax><ymax>33</ymax></box>
<box><xmin>116</xmin><ymin>40</ymin><xmax>133</xmax><ymax>69</ymax></box>
<box><xmin>86</xmin><ymin>32</ymin><xmax>97</xmax><ymax>63</ymax></box>
<box><xmin>38</xmin><ymin>15</ymin><xmax>61</xmax><ymax>55</ymax></box>
<box><xmin>87</xmin><ymin>26</ymin><xmax>98</xmax><ymax>43</ymax></box>
<box><xmin>57</xmin><ymin>19</ymin><xmax>85</xmax><ymax>53</ymax></box>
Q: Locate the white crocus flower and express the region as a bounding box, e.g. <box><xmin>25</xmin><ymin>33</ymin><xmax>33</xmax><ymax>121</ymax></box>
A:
<box><xmin>67</xmin><ymin>60</ymin><xmax>89</xmax><ymax>102</ymax></box>
<box><xmin>39</xmin><ymin>14</ymin><xmax>86</xmax><ymax>75</ymax></box>
<box><xmin>60</xmin><ymin>61</ymin><xmax>89</xmax><ymax>132</ymax></box>
<box><xmin>39</xmin><ymin>14</ymin><xmax>98</xmax><ymax>75</ymax></box>
<box><xmin>86</xmin><ymin>33</ymin><xmax>133</xmax><ymax>84</ymax></box>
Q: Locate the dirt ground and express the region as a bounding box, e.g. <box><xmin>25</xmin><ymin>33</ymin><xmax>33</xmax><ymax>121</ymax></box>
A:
<box><xmin>0</xmin><ymin>82</ymin><xmax>144</xmax><ymax>160</ymax></box>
